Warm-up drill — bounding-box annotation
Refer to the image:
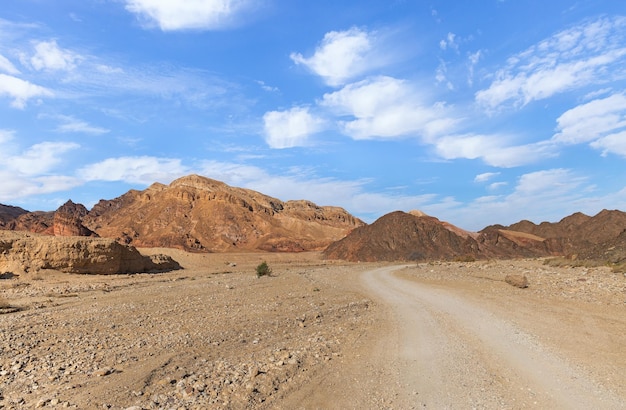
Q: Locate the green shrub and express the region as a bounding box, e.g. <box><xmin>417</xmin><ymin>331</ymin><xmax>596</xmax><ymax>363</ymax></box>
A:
<box><xmin>256</xmin><ymin>261</ymin><xmax>272</xmax><ymax>278</ymax></box>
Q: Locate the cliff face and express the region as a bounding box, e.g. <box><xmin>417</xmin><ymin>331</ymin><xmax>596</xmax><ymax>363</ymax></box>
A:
<box><xmin>0</xmin><ymin>231</ymin><xmax>180</xmax><ymax>275</ymax></box>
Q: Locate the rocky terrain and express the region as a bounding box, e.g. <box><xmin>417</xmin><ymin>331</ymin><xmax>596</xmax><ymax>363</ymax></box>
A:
<box><xmin>0</xmin><ymin>253</ymin><xmax>624</xmax><ymax>409</ymax></box>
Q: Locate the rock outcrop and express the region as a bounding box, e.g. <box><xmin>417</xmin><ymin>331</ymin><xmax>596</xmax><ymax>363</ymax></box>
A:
<box><xmin>0</xmin><ymin>231</ymin><xmax>180</xmax><ymax>275</ymax></box>
<box><xmin>53</xmin><ymin>200</ymin><xmax>97</xmax><ymax>237</ymax></box>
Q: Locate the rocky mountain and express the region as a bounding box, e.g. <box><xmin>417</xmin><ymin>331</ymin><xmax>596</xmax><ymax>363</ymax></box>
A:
<box><xmin>323</xmin><ymin>211</ymin><xmax>481</xmax><ymax>262</ymax></box>
<box><xmin>76</xmin><ymin>175</ymin><xmax>363</xmax><ymax>252</ymax></box>
<box><xmin>0</xmin><ymin>175</ymin><xmax>363</xmax><ymax>252</ymax></box>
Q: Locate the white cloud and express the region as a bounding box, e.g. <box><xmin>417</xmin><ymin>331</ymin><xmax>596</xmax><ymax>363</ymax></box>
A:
<box><xmin>488</xmin><ymin>182</ymin><xmax>508</xmax><ymax>190</ymax></box>
<box><xmin>80</xmin><ymin>156</ymin><xmax>188</xmax><ymax>184</ymax></box>
<box><xmin>4</xmin><ymin>141</ymin><xmax>80</xmax><ymax>176</ymax></box>
<box><xmin>30</xmin><ymin>40</ymin><xmax>81</xmax><ymax>71</ymax></box>
<box><xmin>321</xmin><ymin>76</ymin><xmax>456</xmax><ymax>140</ymax></box>
<box><xmin>434</xmin><ymin>134</ymin><xmax>555</xmax><ymax>167</ymax></box>
<box><xmin>590</xmin><ymin>130</ymin><xmax>626</xmax><ymax>157</ymax></box>
<box><xmin>291</xmin><ymin>27</ymin><xmax>387</xmax><ymax>87</ymax></box>
<box><xmin>124</xmin><ymin>0</ymin><xmax>254</xmax><ymax>31</ymax></box>
<box><xmin>476</xmin><ymin>16</ymin><xmax>626</xmax><ymax>110</ymax></box>
<box><xmin>0</xmin><ymin>172</ymin><xmax>81</xmax><ymax>203</ymax></box>
<box><xmin>474</xmin><ymin>172</ymin><xmax>500</xmax><ymax>183</ymax></box>
<box><xmin>0</xmin><ymin>54</ymin><xmax>19</xmax><ymax>75</ymax></box>
<box><xmin>0</xmin><ymin>73</ymin><xmax>53</xmax><ymax>108</ymax></box>
<box><xmin>439</xmin><ymin>32</ymin><xmax>458</xmax><ymax>52</ymax></box>
<box><xmin>263</xmin><ymin>106</ymin><xmax>325</xmax><ymax>149</ymax></box>
<box><xmin>553</xmin><ymin>93</ymin><xmax>626</xmax><ymax>144</ymax></box>
<box><xmin>54</xmin><ymin>115</ymin><xmax>110</xmax><ymax>135</ymax></box>
<box><xmin>0</xmin><ymin>129</ymin><xmax>14</xmax><ymax>144</ymax></box>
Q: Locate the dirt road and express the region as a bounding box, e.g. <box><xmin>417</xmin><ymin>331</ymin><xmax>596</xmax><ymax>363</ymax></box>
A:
<box><xmin>356</xmin><ymin>266</ymin><xmax>626</xmax><ymax>409</ymax></box>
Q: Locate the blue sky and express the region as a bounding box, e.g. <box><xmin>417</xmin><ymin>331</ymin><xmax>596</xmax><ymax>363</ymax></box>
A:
<box><xmin>1</xmin><ymin>0</ymin><xmax>625</xmax><ymax>231</ymax></box>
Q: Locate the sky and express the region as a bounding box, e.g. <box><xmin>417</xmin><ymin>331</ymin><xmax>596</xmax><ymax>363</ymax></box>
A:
<box><xmin>1</xmin><ymin>0</ymin><xmax>626</xmax><ymax>231</ymax></box>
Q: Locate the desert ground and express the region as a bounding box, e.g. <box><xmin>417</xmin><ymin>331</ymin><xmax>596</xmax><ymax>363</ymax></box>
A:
<box><xmin>1</xmin><ymin>250</ymin><xmax>625</xmax><ymax>409</ymax></box>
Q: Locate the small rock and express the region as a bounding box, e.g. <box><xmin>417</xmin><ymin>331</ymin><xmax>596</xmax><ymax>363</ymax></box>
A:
<box><xmin>505</xmin><ymin>275</ymin><xmax>529</xmax><ymax>288</ymax></box>
<box><xmin>93</xmin><ymin>367</ymin><xmax>114</xmax><ymax>377</ymax></box>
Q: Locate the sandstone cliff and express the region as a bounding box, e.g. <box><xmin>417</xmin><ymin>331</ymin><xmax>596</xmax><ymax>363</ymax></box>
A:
<box><xmin>0</xmin><ymin>231</ymin><xmax>180</xmax><ymax>275</ymax></box>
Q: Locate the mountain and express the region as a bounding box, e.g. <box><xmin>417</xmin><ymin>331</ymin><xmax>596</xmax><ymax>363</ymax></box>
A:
<box><xmin>323</xmin><ymin>211</ymin><xmax>481</xmax><ymax>262</ymax></box>
<box><xmin>80</xmin><ymin>175</ymin><xmax>363</xmax><ymax>252</ymax></box>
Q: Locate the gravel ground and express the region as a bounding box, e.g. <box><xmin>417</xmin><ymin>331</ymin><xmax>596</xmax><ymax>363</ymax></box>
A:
<box><xmin>1</xmin><ymin>254</ymin><xmax>625</xmax><ymax>409</ymax></box>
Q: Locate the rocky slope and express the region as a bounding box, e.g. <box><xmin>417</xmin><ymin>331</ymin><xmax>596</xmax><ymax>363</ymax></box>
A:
<box><xmin>0</xmin><ymin>204</ymin><xmax>28</xmax><ymax>228</ymax></box>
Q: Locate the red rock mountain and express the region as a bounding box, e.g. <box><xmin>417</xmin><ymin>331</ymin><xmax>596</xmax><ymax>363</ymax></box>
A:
<box><xmin>80</xmin><ymin>175</ymin><xmax>364</xmax><ymax>252</ymax></box>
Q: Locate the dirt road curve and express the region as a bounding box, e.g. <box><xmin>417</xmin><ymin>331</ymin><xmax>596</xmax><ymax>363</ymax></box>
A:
<box><xmin>358</xmin><ymin>266</ymin><xmax>626</xmax><ymax>409</ymax></box>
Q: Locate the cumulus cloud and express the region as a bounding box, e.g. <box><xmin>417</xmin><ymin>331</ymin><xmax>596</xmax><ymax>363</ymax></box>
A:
<box><xmin>290</xmin><ymin>27</ymin><xmax>388</xmax><ymax>87</ymax></box>
<box><xmin>29</xmin><ymin>40</ymin><xmax>81</xmax><ymax>71</ymax></box>
<box><xmin>263</xmin><ymin>106</ymin><xmax>325</xmax><ymax>149</ymax></box>
<box><xmin>553</xmin><ymin>93</ymin><xmax>626</xmax><ymax>144</ymax></box>
<box><xmin>80</xmin><ymin>156</ymin><xmax>188</xmax><ymax>184</ymax></box>
<box><xmin>0</xmin><ymin>73</ymin><xmax>53</xmax><ymax>109</ymax></box>
<box><xmin>124</xmin><ymin>0</ymin><xmax>254</xmax><ymax>31</ymax></box>
<box><xmin>321</xmin><ymin>76</ymin><xmax>456</xmax><ymax>140</ymax></box>
<box><xmin>476</xmin><ymin>16</ymin><xmax>626</xmax><ymax>110</ymax></box>
<box><xmin>552</xmin><ymin>92</ymin><xmax>626</xmax><ymax>158</ymax></box>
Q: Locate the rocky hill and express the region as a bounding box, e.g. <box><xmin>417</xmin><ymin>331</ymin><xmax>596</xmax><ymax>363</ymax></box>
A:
<box><xmin>1</xmin><ymin>175</ymin><xmax>363</xmax><ymax>253</ymax></box>
<box><xmin>323</xmin><ymin>209</ymin><xmax>626</xmax><ymax>263</ymax></box>
<box><xmin>324</xmin><ymin>211</ymin><xmax>481</xmax><ymax>262</ymax></box>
